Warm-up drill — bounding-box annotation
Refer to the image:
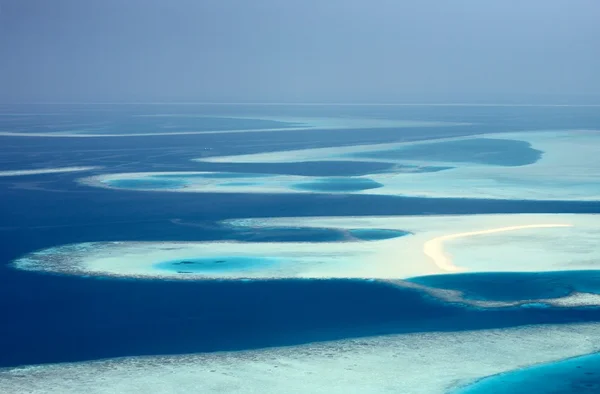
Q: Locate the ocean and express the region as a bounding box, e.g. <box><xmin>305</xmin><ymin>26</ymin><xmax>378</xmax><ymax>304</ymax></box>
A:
<box><xmin>1</xmin><ymin>103</ymin><xmax>599</xmax><ymax>392</ymax></box>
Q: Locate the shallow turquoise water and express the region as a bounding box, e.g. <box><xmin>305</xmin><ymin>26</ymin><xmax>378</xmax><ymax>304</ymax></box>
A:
<box><xmin>154</xmin><ymin>256</ymin><xmax>279</xmax><ymax>274</ymax></box>
<box><xmin>350</xmin><ymin>138</ymin><xmax>543</xmax><ymax>166</ymax></box>
<box><xmin>292</xmin><ymin>177</ymin><xmax>383</xmax><ymax>192</ymax></box>
<box><xmin>105</xmin><ymin>178</ymin><xmax>188</xmax><ymax>189</ymax></box>
<box><xmin>348</xmin><ymin>228</ymin><xmax>411</xmax><ymax>240</ymax></box>
<box><xmin>155</xmin><ymin>172</ymin><xmax>274</xmax><ymax>179</ymax></box>
<box><xmin>397</xmin><ymin>165</ymin><xmax>455</xmax><ymax>173</ymax></box>
<box><xmin>455</xmin><ymin>352</ymin><xmax>600</xmax><ymax>393</ymax></box>
<box><xmin>219</xmin><ymin>182</ymin><xmax>259</xmax><ymax>187</ymax></box>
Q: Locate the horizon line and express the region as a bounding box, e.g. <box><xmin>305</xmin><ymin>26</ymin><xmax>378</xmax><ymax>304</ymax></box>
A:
<box><xmin>2</xmin><ymin>102</ymin><xmax>600</xmax><ymax>107</ymax></box>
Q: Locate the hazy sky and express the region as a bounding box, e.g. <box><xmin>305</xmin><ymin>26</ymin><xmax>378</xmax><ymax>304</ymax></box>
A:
<box><xmin>1</xmin><ymin>0</ymin><xmax>599</xmax><ymax>103</ymax></box>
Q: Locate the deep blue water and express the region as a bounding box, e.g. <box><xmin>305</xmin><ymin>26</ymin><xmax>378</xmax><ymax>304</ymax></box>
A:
<box><xmin>231</xmin><ymin>226</ymin><xmax>347</xmax><ymax>242</ymax></box>
<box><xmin>0</xmin><ymin>114</ymin><xmax>303</xmax><ymax>134</ymax></box>
<box><xmin>409</xmin><ymin>271</ymin><xmax>600</xmax><ymax>302</ymax></box>
<box><xmin>185</xmin><ymin>161</ymin><xmax>401</xmax><ymax>177</ymax></box>
<box><xmin>3</xmin><ymin>274</ymin><xmax>600</xmax><ymax>368</ymax></box>
<box><xmin>1</xmin><ymin>103</ymin><xmax>600</xmax><ymax>382</ymax></box>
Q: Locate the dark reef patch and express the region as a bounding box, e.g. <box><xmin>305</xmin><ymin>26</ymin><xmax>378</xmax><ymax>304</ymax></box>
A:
<box><xmin>233</xmin><ymin>227</ymin><xmax>347</xmax><ymax>242</ymax></box>
<box><xmin>292</xmin><ymin>177</ymin><xmax>383</xmax><ymax>193</ymax></box>
<box><xmin>190</xmin><ymin>161</ymin><xmax>399</xmax><ymax>177</ymax></box>
<box><xmin>348</xmin><ymin>228</ymin><xmax>411</xmax><ymax>240</ymax></box>
<box><xmin>408</xmin><ymin>271</ymin><xmax>600</xmax><ymax>302</ymax></box>
<box><xmin>105</xmin><ymin>178</ymin><xmax>188</xmax><ymax>190</ymax></box>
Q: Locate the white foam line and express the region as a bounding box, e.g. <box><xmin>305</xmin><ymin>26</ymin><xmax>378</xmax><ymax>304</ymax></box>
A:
<box><xmin>0</xmin><ymin>127</ymin><xmax>312</xmax><ymax>138</ymax></box>
<box><xmin>424</xmin><ymin>224</ymin><xmax>575</xmax><ymax>273</ymax></box>
<box><xmin>0</xmin><ymin>166</ymin><xmax>101</xmax><ymax>177</ymax></box>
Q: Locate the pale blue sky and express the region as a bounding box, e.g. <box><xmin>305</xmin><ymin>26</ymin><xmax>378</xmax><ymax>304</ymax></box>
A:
<box><xmin>1</xmin><ymin>0</ymin><xmax>599</xmax><ymax>103</ymax></box>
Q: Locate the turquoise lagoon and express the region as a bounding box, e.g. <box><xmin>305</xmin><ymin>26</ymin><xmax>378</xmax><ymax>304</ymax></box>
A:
<box><xmin>154</xmin><ymin>256</ymin><xmax>280</xmax><ymax>274</ymax></box>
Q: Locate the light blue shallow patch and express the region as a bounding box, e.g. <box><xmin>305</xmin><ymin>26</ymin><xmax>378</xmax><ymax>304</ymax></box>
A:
<box><xmin>291</xmin><ymin>177</ymin><xmax>383</xmax><ymax>193</ymax></box>
<box><xmin>155</xmin><ymin>172</ymin><xmax>274</xmax><ymax>179</ymax></box>
<box><xmin>455</xmin><ymin>352</ymin><xmax>600</xmax><ymax>393</ymax></box>
<box><xmin>348</xmin><ymin>228</ymin><xmax>411</xmax><ymax>241</ymax></box>
<box><xmin>219</xmin><ymin>182</ymin><xmax>260</xmax><ymax>187</ymax></box>
<box><xmin>348</xmin><ymin>138</ymin><xmax>543</xmax><ymax>167</ymax></box>
<box><xmin>154</xmin><ymin>256</ymin><xmax>279</xmax><ymax>274</ymax></box>
<box><xmin>104</xmin><ymin>178</ymin><xmax>188</xmax><ymax>189</ymax></box>
<box><xmin>399</xmin><ymin>165</ymin><xmax>455</xmax><ymax>173</ymax></box>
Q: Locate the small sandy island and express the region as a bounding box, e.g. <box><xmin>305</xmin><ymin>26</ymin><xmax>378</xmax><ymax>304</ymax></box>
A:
<box><xmin>424</xmin><ymin>224</ymin><xmax>574</xmax><ymax>272</ymax></box>
<box><xmin>0</xmin><ymin>166</ymin><xmax>100</xmax><ymax>177</ymax></box>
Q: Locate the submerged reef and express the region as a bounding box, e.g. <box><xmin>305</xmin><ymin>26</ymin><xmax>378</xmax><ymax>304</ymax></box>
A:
<box><xmin>82</xmin><ymin>131</ymin><xmax>600</xmax><ymax>201</ymax></box>
<box><xmin>2</xmin><ymin>323</ymin><xmax>600</xmax><ymax>394</ymax></box>
<box><xmin>13</xmin><ymin>213</ymin><xmax>600</xmax><ymax>310</ymax></box>
<box><xmin>5</xmin><ymin>124</ymin><xmax>600</xmax><ymax>393</ymax></box>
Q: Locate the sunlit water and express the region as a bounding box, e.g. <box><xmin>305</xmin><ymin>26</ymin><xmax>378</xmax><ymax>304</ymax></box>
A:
<box><xmin>1</xmin><ymin>103</ymin><xmax>600</xmax><ymax>393</ymax></box>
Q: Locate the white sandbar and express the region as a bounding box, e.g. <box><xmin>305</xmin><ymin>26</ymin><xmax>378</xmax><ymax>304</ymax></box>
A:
<box><xmin>0</xmin><ymin>166</ymin><xmax>100</xmax><ymax>177</ymax></box>
<box><xmin>424</xmin><ymin>224</ymin><xmax>575</xmax><ymax>273</ymax></box>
